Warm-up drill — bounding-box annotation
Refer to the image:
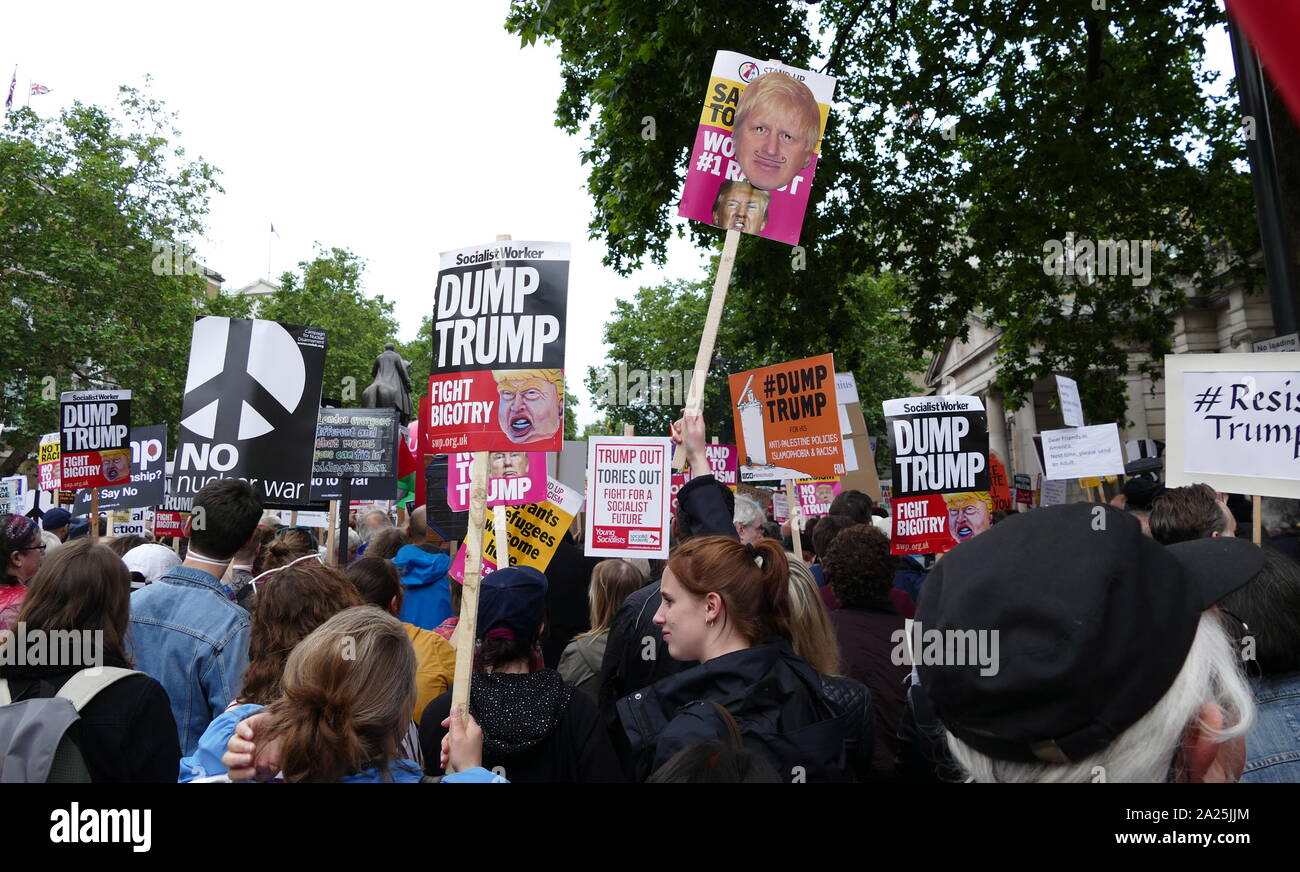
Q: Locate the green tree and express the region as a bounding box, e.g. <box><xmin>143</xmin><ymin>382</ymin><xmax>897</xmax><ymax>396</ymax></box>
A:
<box><xmin>586</xmin><ymin>271</ymin><xmax>920</xmax><ymax>443</ymax></box>
<box><xmin>508</xmin><ymin>1</ymin><xmax>1257</xmax><ymax>424</ymax></box>
<box><xmin>395</xmin><ymin>314</ymin><xmax>432</xmax><ymax>410</ymax></box>
<box><xmin>258</xmin><ymin>246</ymin><xmax>399</xmax><ymax>407</ymax></box>
<box><xmin>0</xmin><ymin>86</ymin><xmax>225</xmax><ymax>476</ymax></box>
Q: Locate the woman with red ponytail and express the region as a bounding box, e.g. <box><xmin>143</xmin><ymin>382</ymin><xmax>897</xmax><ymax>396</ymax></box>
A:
<box><xmin>617</xmin><ymin>535</ymin><xmax>874</xmax><ymax>782</ymax></box>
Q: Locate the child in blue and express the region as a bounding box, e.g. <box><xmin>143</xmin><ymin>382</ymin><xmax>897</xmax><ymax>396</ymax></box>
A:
<box><xmin>209</xmin><ymin>605</ymin><xmax>503</xmax><ymax>783</ymax></box>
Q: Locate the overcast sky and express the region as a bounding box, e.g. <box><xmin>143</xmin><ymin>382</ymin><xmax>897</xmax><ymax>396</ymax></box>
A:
<box><xmin>4</xmin><ymin>0</ymin><xmax>707</xmax><ymax>428</ymax></box>
<box><xmin>4</xmin><ymin>3</ymin><xmax>1236</xmax><ymax>428</ymax></box>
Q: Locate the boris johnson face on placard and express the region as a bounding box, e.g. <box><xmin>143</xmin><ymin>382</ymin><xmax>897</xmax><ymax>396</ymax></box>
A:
<box><xmin>732</xmin><ymin>73</ymin><xmax>821</xmax><ymax>192</ymax></box>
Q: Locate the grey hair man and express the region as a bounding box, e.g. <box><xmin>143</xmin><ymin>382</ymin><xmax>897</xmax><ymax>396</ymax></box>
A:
<box><xmin>355</xmin><ymin>506</ymin><xmax>393</xmax><ymax>544</ymax></box>
<box><xmin>917</xmin><ymin>503</ymin><xmax>1263</xmax><ymax>783</ymax></box>
<box><xmin>733</xmin><ymin>494</ymin><xmax>766</xmax><ymax>544</ymax></box>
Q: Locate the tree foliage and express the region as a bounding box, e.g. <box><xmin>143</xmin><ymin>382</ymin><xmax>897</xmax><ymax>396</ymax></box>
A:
<box><xmin>259</xmin><ymin>247</ymin><xmax>400</xmax><ymax>407</ymax></box>
<box><xmin>586</xmin><ymin>271</ymin><xmax>920</xmax><ymax>443</ymax></box>
<box><xmin>0</xmin><ymin>86</ymin><xmax>226</xmax><ymax>475</ymax></box>
<box><xmin>508</xmin><ymin>0</ymin><xmax>1258</xmax><ymax>424</ymax></box>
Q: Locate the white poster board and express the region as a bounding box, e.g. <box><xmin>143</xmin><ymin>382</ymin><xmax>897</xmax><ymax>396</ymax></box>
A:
<box><xmin>584</xmin><ymin>436</ymin><xmax>671</xmax><ymax>559</ymax></box>
<box><xmin>1041</xmin><ymin>423</ymin><xmax>1125</xmax><ymax>480</ymax></box>
<box><xmin>1054</xmin><ymin>375</ymin><xmax>1085</xmax><ymax>427</ymax></box>
<box><xmin>1166</xmin><ymin>353</ymin><xmax>1300</xmax><ymax>498</ymax></box>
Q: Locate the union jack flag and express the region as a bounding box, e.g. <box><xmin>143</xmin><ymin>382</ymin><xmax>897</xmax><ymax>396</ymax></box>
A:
<box><xmin>29</xmin><ymin>83</ymin><xmax>50</xmax><ymax>96</ymax></box>
<box><xmin>5</xmin><ymin>68</ymin><xmax>15</xmax><ymax>110</ymax></box>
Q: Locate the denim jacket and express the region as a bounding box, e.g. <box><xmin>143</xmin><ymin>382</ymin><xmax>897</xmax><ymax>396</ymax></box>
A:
<box><xmin>128</xmin><ymin>566</ymin><xmax>251</xmax><ymax>759</ymax></box>
<box><xmin>1243</xmin><ymin>671</ymin><xmax>1300</xmax><ymax>783</ymax></box>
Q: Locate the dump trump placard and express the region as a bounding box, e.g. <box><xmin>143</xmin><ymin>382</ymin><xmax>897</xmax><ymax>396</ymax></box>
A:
<box><xmin>60</xmin><ymin>390</ymin><xmax>132</xmax><ymax>490</ymax></box>
<box><xmin>427</xmin><ymin>241</ymin><xmax>569</xmax><ymax>454</ymax></box>
<box><xmin>678</xmin><ymin>50</ymin><xmax>836</xmax><ymax>246</ymax></box>
<box><xmin>585</xmin><ymin>436</ymin><xmax>672</xmax><ymax>559</ymax></box>
<box><xmin>730</xmin><ymin>354</ymin><xmax>843</xmax><ymax>481</ymax></box>
<box><xmin>883</xmin><ymin>395</ymin><xmax>990</xmax><ymax>555</ymax></box>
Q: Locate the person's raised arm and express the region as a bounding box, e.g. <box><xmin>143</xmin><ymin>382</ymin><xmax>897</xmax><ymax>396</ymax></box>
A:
<box><xmin>671</xmin><ymin>412</ymin><xmax>738</xmax><ymax>541</ymax></box>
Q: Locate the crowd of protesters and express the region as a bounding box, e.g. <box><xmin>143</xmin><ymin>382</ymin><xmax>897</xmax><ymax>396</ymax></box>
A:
<box><xmin>2</xmin><ymin>413</ymin><xmax>1297</xmax><ymax>784</ymax></box>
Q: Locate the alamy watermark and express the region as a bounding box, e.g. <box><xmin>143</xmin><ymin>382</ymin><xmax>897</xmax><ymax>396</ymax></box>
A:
<box><xmin>890</xmin><ymin>622</ymin><xmax>1000</xmax><ymax>677</ymax></box>
<box><xmin>594</xmin><ymin>365</ymin><xmax>698</xmax><ymax>408</ymax></box>
<box><xmin>0</xmin><ymin>623</ymin><xmax>104</xmax><ymax>669</ymax></box>
<box><xmin>1043</xmin><ymin>232</ymin><xmax>1152</xmax><ymax>287</ymax></box>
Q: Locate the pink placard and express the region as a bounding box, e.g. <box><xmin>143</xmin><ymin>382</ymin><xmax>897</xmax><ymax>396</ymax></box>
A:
<box><xmin>445</xmin><ymin>451</ymin><xmax>547</xmax><ymax>511</ymax></box>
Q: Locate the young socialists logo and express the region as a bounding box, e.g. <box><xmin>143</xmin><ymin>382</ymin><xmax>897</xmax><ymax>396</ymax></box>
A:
<box><xmin>173</xmin><ymin>317</ymin><xmax>326</xmax><ymax>506</ymax></box>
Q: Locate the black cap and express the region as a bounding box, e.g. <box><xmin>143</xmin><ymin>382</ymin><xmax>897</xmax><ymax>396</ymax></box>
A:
<box><xmin>917</xmin><ymin>503</ymin><xmax>1264</xmax><ymax>764</ymax></box>
<box><xmin>477</xmin><ymin>566</ymin><xmax>547</xmax><ymax>645</ymax></box>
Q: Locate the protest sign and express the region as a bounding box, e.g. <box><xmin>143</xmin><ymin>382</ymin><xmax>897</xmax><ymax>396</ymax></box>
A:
<box><xmin>730</xmin><ymin>353</ymin><xmax>843</xmax><ymax>481</ymax></box>
<box><xmin>835</xmin><ymin>372</ymin><xmax>859</xmax><ymax>405</ymax></box>
<box><xmin>446</xmin><ymin>451</ymin><xmax>547</xmax><ymax>510</ymax></box>
<box><xmin>989</xmin><ymin>454</ymin><xmax>1012</xmax><ymax>512</ymax></box>
<box><xmin>883</xmin><ymin>395</ymin><xmax>990</xmax><ymax>555</ymax></box>
<box><xmin>173</xmin><ymin>317</ymin><xmax>327</xmax><ymax>508</ymax></box>
<box><xmin>584</xmin><ymin>436</ymin><xmax>672</xmax><ymax>559</ymax></box>
<box><xmin>312</xmin><ymin>408</ymin><xmax>398</xmax><ymax>479</ymax></box>
<box><xmin>60</xmin><ymin>390</ymin><xmax>132</xmax><ymax>490</ymax></box>
<box><xmin>1041</xmin><ymin>423</ymin><xmax>1125</xmax><ymax>481</ymax></box>
<box><xmin>73</xmin><ymin>425</ymin><xmax>167</xmax><ymax>513</ymax></box>
<box><xmin>112</xmin><ymin>507</ymin><xmax>153</xmax><ymax>537</ymax></box>
<box><xmin>161</xmin><ymin>474</ymin><xmax>193</xmax><ymax>514</ymax></box>
<box><xmin>153</xmin><ymin>510</ymin><xmax>188</xmax><ymax>538</ymax></box>
<box><xmin>38</xmin><ymin>433</ymin><xmax>61</xmax><ymax>491</ymax></box>
<box><xmin>694</xmin><ymin>443</ymin><xmax>739</xmax><ymax>486</ymax></box>
<box><xmin>449</xmin><ymin>477</ymin><xmax>584</xmax><ymax>580</ymax></box>
<box><xmin>1055</xmin><ymin>375</ymin><xmax>1085</xmax><ymax>427</ymax></box>
<box><xmin>669</xmin><ymin>473</ymin><xmax>688</xmax><ymax>516</ymax></box>
<box><xmin>1012</xmin><ymin>472</ymin><xmax>1034</xmax><ymax>507</ymax></box>
<box><xmin>678</xmin><ymin>50</ymin><xmax>836</xmax><ymax>246</ymax></box>
<box><xmin>792</xmin><ymin>477</ymin><xmax>842</xmax><ymax>517</ymax></box>
<box><xmin>0</xmin><ymin>480</ymin><xmax>19</xmax><ymax>514</ymax></box>
<box><xmin>426</xmin><ymin>241</ymin><xmax>569</xmax><ymax>455</ymax></box>
<box><xmin>772</xmin><ymin>489</ymin><xmax>790</xmax><ymax>524</ymax></box>
<box><xmin>310</xmin><ymin>477</ymin><xmax>393</xmax><ymax>502</ymax></box>
<box><xmin>838</xmin><ymin>399</ymin><xmax>883</xmax><ymax>501</ymax></box>
<box><xmin>1165</xmin><ymin>353</ymin><xmax>1300</xmax><ymax>498</ymax></box>
<box><xmin>1040</xmin><ymin>477</ymin><xmax>1068</xmax><ymax>507</ymax></box>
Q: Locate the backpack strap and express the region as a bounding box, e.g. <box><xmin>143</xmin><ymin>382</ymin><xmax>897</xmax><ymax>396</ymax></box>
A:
<box><xmin>54</xmin><ymin>668</ymin><xmax>140</xmax><ymax>711</ymax></box>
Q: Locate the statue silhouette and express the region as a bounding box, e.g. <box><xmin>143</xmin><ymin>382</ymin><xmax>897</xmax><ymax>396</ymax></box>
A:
<box><xmin>362</xmin><ymin>342</ymin><xmax>413</xmax><ymax>425</ymax></box>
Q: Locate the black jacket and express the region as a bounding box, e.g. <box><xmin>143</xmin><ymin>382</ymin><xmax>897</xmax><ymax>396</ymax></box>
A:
<box><xmin>420</xmin><ymin>669</ymin><xmax>625</xmax><ymax>782</ymax></box>
<box><xmin>541</xmin><ymin>532</ymin><xmax>604</xmax><ymax>667</ymax></box>
<box><xmin>595</xmin><ymin>474</ymin><xmax>736</xmax><ymax>720</ymax></box>
<box><xmin>830</xmin><ymin>601</ymin><xmax>911</xmax><ymax>781</ymax></box>
<box><xmin>1</xmin><ymin>662</ymin><xmax>179</xmax><ymax>783</ymax></box>
<box><xmin>617</xmin><ymin>638</ymin><xmax>874</xmax><ymax>782</ymax></box>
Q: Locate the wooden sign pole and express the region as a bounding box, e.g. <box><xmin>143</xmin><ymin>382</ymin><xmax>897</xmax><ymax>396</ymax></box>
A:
<box><xmin>785</xmin><ymin>478</ymin><xmax>802</xmax><ymax>557</ymax></box>
<box><xmin>336</xmin><ymin>478</ymin><xmax>352</xmax><ymax>567</ymax></box>
<box><xmin>89</xmin><ymin>490</ymin><xmax>99</xmax><ymax>542</ymax></box>
<box><xmin>493</xmin><ymin>505</ymin><xmax>510</xmax><ymax>569</ymax></box>
<box><xmin>448</xmin><ymin>449</ymin><xmax>489</xmax><ymax>767</ymax></box>
<box><xmin>324</xmin><ymin>499</ymin><xmax>339</xmax><ymax>567</ymax></box>
<box><xmin>448</xmin><ymin>233</ymin><xmax>511</xmax><ymax>768</ymax></box>
<box><xmin>672</xmin><ymin>228</ymin><xmax>741</xmax><ymax>471</ymax></box>
<box><xmin>1253</xmin><ymin>494</ymin><xmax>1262</xmax><ymax>546</ymax></box>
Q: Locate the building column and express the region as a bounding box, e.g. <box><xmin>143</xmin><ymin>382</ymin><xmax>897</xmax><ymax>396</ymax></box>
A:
<box><xmin>1014</xmin><ymin>391</ymin><xmax>1039</xmax><ymax>479</ymax></box>
<box><xmin>985</xmin><ymin>388</ymin><xmax>1010</xmax><ymax>472</ymax></box>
